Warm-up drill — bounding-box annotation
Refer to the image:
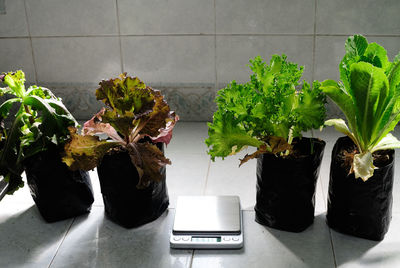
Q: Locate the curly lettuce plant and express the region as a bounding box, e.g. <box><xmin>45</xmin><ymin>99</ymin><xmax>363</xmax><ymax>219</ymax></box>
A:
<box><xmin>62</xmin><ymin>73</ymin><xmax>178</xmax><ymax>188</ymax></box>
<box><xmin>321</xmin><ymin>35</ymin><xmax>400</xmax><ymax>181</ymax></box>
<box><xmin>0</xmin><ymin>71</ymin><xmax>77</xmax><ymax>193</ymax></box>
<box><xmin>206</xmin><ymin>55</ymin><xmax>326</xmax><ymax>164</ymax></box>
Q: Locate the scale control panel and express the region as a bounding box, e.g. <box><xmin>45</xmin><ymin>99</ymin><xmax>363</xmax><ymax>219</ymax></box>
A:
<box><xmin>171</xmin><ymin>234</ymin><xmax>243</xmax><ymax>249</ymax></box>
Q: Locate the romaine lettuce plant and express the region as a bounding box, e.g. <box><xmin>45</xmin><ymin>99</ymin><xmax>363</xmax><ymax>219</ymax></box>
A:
<box><xmin>0</xmin><ymin>71</ymin><xmax>77</xmax><ymax>193</ymax></box>
<box><xmin>321</xmin><ymin>35</ymin><xmax>400</xmax><ymax>181</ymax></box>
<box><xmin>62</xmin><ymin>73</ymin><xmax>178</xmax><ymax>188</ymax></box>
<box><xmin>206</xmin><ymin>55</ymin><xmax>326</xmax><ymax>164</ymax></box>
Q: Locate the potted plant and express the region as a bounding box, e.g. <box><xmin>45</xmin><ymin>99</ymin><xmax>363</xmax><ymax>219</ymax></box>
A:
<box><xmin>63</xmin><ymin>73</ymin><xmax>178</xmax><ymax>228</ymax></box>
<box><xmin>206</xmin><ymin>55</ymin><xmax>326</xmax><ymax>232</ymax></box>
<box><xmin>0</xmin><ymin>71</ymin><xmax>94</xmax><ymax>222</ymax></box>
<box><xmin>321</xmin><ymin>35</ymin><xmax>400</xmax><ymax>240</ymax></box>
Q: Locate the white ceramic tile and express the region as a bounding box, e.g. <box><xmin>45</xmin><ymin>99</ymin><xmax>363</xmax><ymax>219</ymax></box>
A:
<box><xmin>165</xmin><ymin>122</ymin><xmax>210</xmax><ymax>155</ymax></box>
<box><xmin>118</xmin><ymin>0</ymin><xmax>214</xmax><ymax>34</ymax></box>
<box><xmin>192</xmin><ymin>211</ymin><xmax>335</xmax><ymax>268</ymax></box>
<box><xmin>50</xmin><ymin>207</ymin><xmax>192</xmax><ymax>268</ymax></box>
<box><xmin>25</xmin><ymin>0</ymin><xmax>118</xmax><ymax>36</ymax></box>
<box><xmin>331</xmin><ymin>213</ymin><xmax>400</xmax><ymax>268</ymax></box>
<box><xmin>0</xmin><ymin>38</ymin><xmax>36</xmax><ymax>82</ymax></box>
<box><xmin>121</xmin><ymin>36</ymin><xmax>215</xmax><ymax>84</ymax></box>
<box><xmin>205</xmin><ymin>149</ymin><xmax>257</xmax><ymax>210</ymax></box>
<box><xmin>166</xmin><ymin>153</ymin><xmax>210</xmax><ymax>208</ymax></box>
<box><xmin>0</xmin><ymin>203</ymin><xmax>73</xmax><ymax>268</ymax></box>
<box><xmin>32</xmin><ymin>37</ymin><xmax>122</xmax><ymax>83</ymax></box>
<box><xmin>316</xmin><ymin>0</ymin><xmax>400</xmax><ymax>35</ymax></box>
<box><xmin>216</xmin><ymin>0</ymin><xmax>314</xmax><ymax>34</ymax></box>
<box><xmin>0</xmin><ymin>0</ymin><xmax>28</xmax><ymax>37</ymax></box>
<box><xmin>216</xmin><ymin>36</ymin><xmax>313</xmax><ymax>84</ymax></box>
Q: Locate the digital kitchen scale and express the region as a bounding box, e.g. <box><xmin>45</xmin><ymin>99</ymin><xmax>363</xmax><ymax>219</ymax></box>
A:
<box><xmin>170</xmin><ymin>196</ymin><xmax>243</xmax><ymax>249</ymax></box>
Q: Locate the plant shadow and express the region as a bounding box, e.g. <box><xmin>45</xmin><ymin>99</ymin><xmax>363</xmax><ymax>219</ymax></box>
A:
<box><xmin>0</xmin><ymin>205</ymin><xmax>73</xmax><ymax>267</ymax></box>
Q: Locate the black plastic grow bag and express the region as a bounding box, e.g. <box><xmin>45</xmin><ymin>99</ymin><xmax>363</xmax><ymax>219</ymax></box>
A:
<box><xmin>97</xmin><ymin>143</ymin><xmax>169</xmax><ymax>228</ymax></box>
<box><xmin>326</xmin><ymin>136</ymin><xmax>394</xmax><ymax>241</ymax></box>
<box><xmin>24</xmin><ymin>149</ymin><xmax>94</xmax><ymax>222</ymax></box>
<box><xmin>255</xmin><ymin>137</ymin><xmax>326</xmax><ymax>232</ymax></box>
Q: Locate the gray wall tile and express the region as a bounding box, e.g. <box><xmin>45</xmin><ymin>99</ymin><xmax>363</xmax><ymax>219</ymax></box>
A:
<box><xmin>314</xmin><ymin>36</ymin><xmax>344</xmax><ymax>82</ymax></box>
<box><xmin>317</xmin><ymin>0</ymin><xmax>400</xmax><ymax>35</ymax></box>
<box><xmin>122</xmin><ymin>36</ymin><xmax>215</xmax><ymax>84</ymax></box>
<box><xmin>314</xmin><ymin>36</ymin><xmax>400</xmax><ymax>83</ymax></box>
<box><xmin>25</xmin><ymin>0</ymin><xmax>118</xmax><ymax>36</ymax></box>
<box><xmin>118</xmin><ymin>0</ymin><xmax>214</xmax><ymax>35</ymax></box>
<box><xmin>216</xmin><ymin>36</ymin><xmax>313</xmax><ymax>85</ymax></box>
<box><xmin>0</xmin><ymin>38</ymin><xmax>36</xmax><ymax>82</ymax></box>
<box><xmin>216</xmin><ymin>0</ymin><xmax>314</xmax><ymax>34</ymax></box>
<box><xmin>0</xmin><ymin>0</ymin><xmax>28</xmax><ymax>37</ymax></box>
<box><xmin>32</xmin><ymin>37</ymin><xmax>122</xmax><ymax>83</ymax></box>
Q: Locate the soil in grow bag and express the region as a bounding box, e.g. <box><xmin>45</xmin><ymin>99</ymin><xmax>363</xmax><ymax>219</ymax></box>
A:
<box><xmin>97</xmin><ymin>143</ymin><xmax>169</xmax><ymax>228</ymax></box>
<box><xmin>255</xmin><ymin>137</ymin><xmax>325</xmax><ymax>232</ymax></box>
<box><xmin>326</xmin><ymin>136</ymin><xmax>394</xmax><ymax>241</ymax></box>
<box><xmin>24</xmin><ymin>149</ymin><xmax>94</xmax><ymax>222</ymax></box>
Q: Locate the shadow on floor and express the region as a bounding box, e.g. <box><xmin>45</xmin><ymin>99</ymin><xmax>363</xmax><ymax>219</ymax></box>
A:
<box><xmin>0</xmin><ymin>205</ymin><xmax>73</xmax><ymax>267</ymax></box>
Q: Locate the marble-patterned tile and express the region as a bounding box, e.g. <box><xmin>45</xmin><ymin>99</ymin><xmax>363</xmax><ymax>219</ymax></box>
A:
<box><xmin>0</xmin><ymin>203</ymin><xmax>73</xmax><ymax>268</ymax></box>
<box><xmin>216</xmin><ymin>36</ymin><xmax>314</xmax><ymax>84</ymax></box>
<box><xmin>121</xmin><ymin>36</ymin><xmax>215</xmax><ymax>85</ymax></box>
<box><xmin>331</xmin><ymin>213</ymin><xmax>400</xmax><ymax>268</ymax></box>
<box><xmin>50</xmin><ymin>207</ymin><xmax>192</xmax><ymax>268</ymax></box>
<box><xmin>192</xmin><ymin>211</ymin><xmax>335</xmax><ymax>268</ymax></box>
<box><xmin>205</xmin><ymin>149</ymin><xmax>257</xmax><ymax>210</ymax></box>
<box><xmin>118</xmin><ymin>0</ymin><xmax>214</xmax><ymax>34</ymax></box>
<box><xmin>166</xmin><ymin>122</ymin><xmax>210</xmax><ymax>155</ymax></box>
<box><xmin>32</xmin><ymin>37</ymin><xmax>122</xmax><ymax>84</ymax></box>
<box><xmin>316</xmin><ymin>0</ymin><xmax>400</xmax><ymax>35</ymax></box>
<box><xmin>0</xmin><ymin>0</ymin><xmax>28</xmax><ymax>37</ymax></box>
<box><xmin>166</xmin><ymin>153</ymin><xmax>210</xmax><ymax>208</ymax></box>
<box><xmin>216</xmin><ymin>0</ymin><xmax>314</xmax><ymax>34</ymax></box>
<box><xmin>25</xmin><ymin>0</ymin><xmax>118</xmax><ymax>36</ymax></box>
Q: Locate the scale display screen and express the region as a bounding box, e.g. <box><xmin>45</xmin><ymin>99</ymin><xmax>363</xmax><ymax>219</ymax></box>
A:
<box><xmin>191</xmin><ymin>237</ymin><xmax>221</xmax><ymax>243</ymax></box>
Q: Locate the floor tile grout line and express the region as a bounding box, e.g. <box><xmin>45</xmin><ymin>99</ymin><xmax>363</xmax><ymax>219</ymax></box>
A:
<box><xmin>47</xmin><ymin>217</ymin><xmax>76</xmax><ymax>268</ymax></box>
<box><xmin>202</xmin><ymin>158</ymin><xmax>212</xmax><ymax>195</ymax></box>
<box><xmin>189</xmin><ymin>249</ymin><xmax>195</xmax><ymax>268</ymax></box>
<box><xmin>328</xmin><ymin>227</ymin><xmax>338</xmax><ymax>268</ymax></box>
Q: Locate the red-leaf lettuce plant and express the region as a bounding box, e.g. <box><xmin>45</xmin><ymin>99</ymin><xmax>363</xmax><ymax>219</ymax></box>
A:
<box><xmin>62</xmin><ymin>73</ymin><xmax>178</xmax><ymax>188</ymax></box>
<box><xmin>0</xmin><ymin>71</ymin><xmax>77</xmax><ymax>193</ymax></box>
<box><xmin>320</xmin><ymin>35</ymin><xmax>400</xmax><ymax>181</ymax></box>
<box><xmin>206</xmin><ymin>55</ymin><xmax>326</xmax><ymax>164</ymax></box>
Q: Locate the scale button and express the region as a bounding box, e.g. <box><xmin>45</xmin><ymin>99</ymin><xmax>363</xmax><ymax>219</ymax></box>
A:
<box><xmin>232</xmin><ymin>237</ymin><xmax>239</xmax><ymax>241</ymax></box>
<box><xmin>173</xmin><ymin>237</ymin><xmax>181</xmax><ymax>241</ymax></box>
<box><xmin>182</xmin><ymin>237</ymin><xmax>190</xmax><ymax>241</ymax></box>
<box><xmin>223</xmin><ymin>237</ymin><xmax>231</xmax><ymax>241</ymax></box>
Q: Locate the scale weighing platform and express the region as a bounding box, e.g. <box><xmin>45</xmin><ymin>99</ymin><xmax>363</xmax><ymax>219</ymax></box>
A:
<box><xmin>170</xmin><ymin>196</ymin><xmax>243</xmax><ymax>249</ymax></box>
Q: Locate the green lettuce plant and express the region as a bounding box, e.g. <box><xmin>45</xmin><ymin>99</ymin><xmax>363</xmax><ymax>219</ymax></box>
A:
<box><xmin>0</xmin><ymin>71</ymin><xmax>77</xmax><ymax>193</ymax></box>
<box><xmin>62</xmin><ymin>73</ymin><xmax>178</xmax><ymax>188</ymax></box>
<box><xmin>206</xmin><ymin>55</ymin><xmax>326</xmax><ymax>164</ymax></box>
<box><xmin>321</xmin><ymin>35</ymin><xmax>400</xmax><ymax>181</ymax></box>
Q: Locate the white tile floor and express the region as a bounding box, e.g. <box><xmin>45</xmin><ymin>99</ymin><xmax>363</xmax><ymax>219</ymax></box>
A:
<box><xmin>1</xmin><ymin>122</ymin><xmax>400</xmax><ymax>268</ymax></box>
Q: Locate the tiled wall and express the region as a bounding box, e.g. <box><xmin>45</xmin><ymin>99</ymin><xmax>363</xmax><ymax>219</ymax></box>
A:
<box><xmin>1</xmin><ymin>0</ymin><xmax>400</xmax><ymax>121</ymax></box>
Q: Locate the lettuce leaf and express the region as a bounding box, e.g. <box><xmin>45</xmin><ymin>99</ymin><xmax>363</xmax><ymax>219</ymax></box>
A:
<box><xmin>206</xmin><ymin>55</ymin><xmax>326</xmax><ymax>162</ymax></box>
<box><xmin>63</xmin><ymin>73</ymin><xmax>177</xmax><ymax>187</ymax></box>
<box><xmin>321</xmin><ymin>35</ymin><xmax>400</xmax><ymax>181</ymax></box>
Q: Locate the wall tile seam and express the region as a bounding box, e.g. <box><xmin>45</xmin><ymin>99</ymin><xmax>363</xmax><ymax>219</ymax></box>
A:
<box><xmin>22</xmin><ymin>0</ymin><xmax>38</xmax><ymax>84</ymax></box>
<box><xmin>2</xmin><ymin>34</ymin><xmax>400</xmax><ymax>39</ymax></box>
